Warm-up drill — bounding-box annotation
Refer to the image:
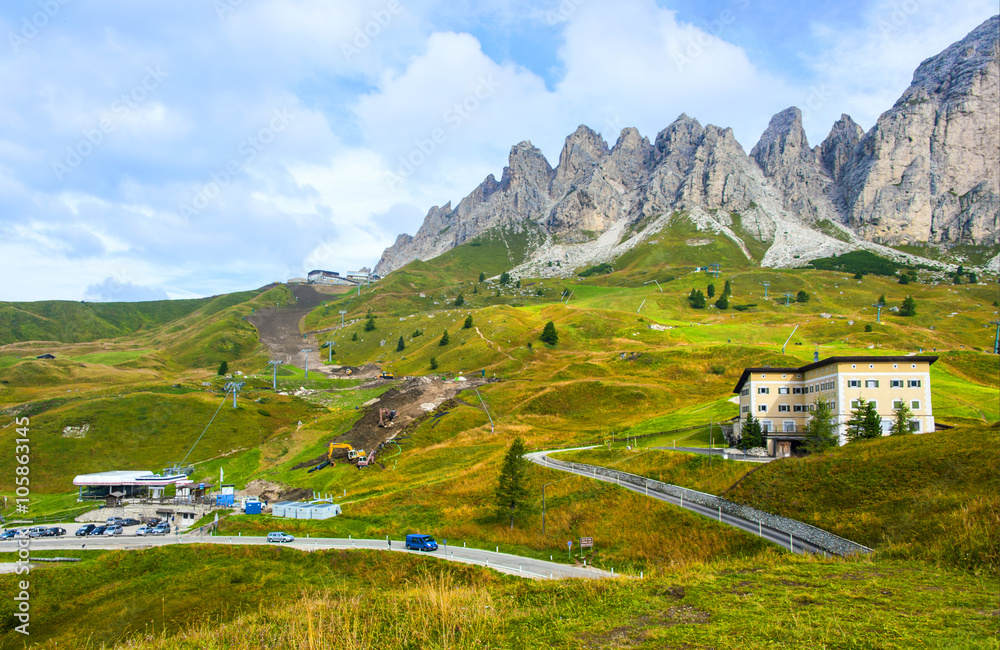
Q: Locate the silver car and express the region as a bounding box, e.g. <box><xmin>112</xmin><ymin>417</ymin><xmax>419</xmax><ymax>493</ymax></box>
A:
<box><xmin>104</xmin><ymin>524</ymin><xmax>123</xmax><ymax>536</ymax></box>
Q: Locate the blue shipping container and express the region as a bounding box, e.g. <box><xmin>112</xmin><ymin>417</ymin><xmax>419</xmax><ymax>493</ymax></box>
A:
<box><xmin>244</xmin><ymin>501</ymin><xmax>262</xmax><ymax>515</ymax></box>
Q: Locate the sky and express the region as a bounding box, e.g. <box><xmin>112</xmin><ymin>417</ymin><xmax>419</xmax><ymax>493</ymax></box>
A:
<box><xmin>0</xmin><ymin>0</ymin><xmax>995</xmax><ymax>302</ymax></box>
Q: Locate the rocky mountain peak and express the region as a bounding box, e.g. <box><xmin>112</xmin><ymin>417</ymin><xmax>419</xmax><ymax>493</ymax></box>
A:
<box><xmin>819</xmin><ymin>114</ymin><xmax>864</xmax><ymax>183</ymax></box>
<box><xmin>750</xmin><ymin>106</ymin><xmax>815</xmax><ymax>175</ymax></box>
<box><xmin>550</xmin><ymin>125</ymin><xmax>610</xmax><ymax>198</ymax></box>
<box><xmin>500</xmin><ymin>140</ymin><xmax>553</xmax><ymax>190</ymax></box>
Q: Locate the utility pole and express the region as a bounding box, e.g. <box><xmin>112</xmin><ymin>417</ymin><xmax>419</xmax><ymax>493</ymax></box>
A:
<box><xmin>339</xmin><ymin>310</ymin><xmax>347</xmax><ymax>327</ymax></box>
<box><xmin>301</xmin><ymin>349</ymin><xmax>312</xmax><ymax>379</ymax></box>
<box><xmin>873</xmin><ymin>303</ymin><xmax>883</xmax><ymax>324</ymax></box>
<box><xmin>991</xmin><ymin>321</ymin><xmax>1000</xmax><ymax>355</ymax></box>
<box><xmin>328</xmin><ymin>342</ymin><xmax>333</xmax><ymax>363</ymax></box>
<box><xmin>783</xmin><ymin>292</ymin><xmax>794</xmax><ymax>307</ymax></box>
<box><xmin>762</xmin><ymin>282</ymin><xmax>770</xmax><ymax>299</ymax></box>
<box><xmin>224</xmin><ymin>381</ymin><xmax>245</xmax><ymax>408</ymax></box>
<box><xmin>268</xmin><ymin>360</ymin><xmax>282</xmax><ymax>390</ymax></box>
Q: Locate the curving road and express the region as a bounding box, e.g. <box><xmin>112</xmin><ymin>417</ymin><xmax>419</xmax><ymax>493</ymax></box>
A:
<box><xmin>527</xmin><ymin>449</ymin><xmax>835</xmax><ymax>556</ymax></box>
<box><xmin>1</xmin><ymin>534</ymin><xmax>613</xmax><ymax>581</ymax></box>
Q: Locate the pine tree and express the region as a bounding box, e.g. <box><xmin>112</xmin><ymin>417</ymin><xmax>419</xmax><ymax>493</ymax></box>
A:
<box><xmin>890</xmin><ymin>400</ymin><xmax>913</xmax><ymax>436</ymax></box>
<box><xmin>453</xmin><ymin>294</ymin><xmax>465</xmax><ymax>307</ymax></box>
<box><xmin>900</xmin><ymin>296</ymin><xmax>917</xmax><ymax>317</ymax></box>
<box><xmin>396</xmin><ymin>336</ymin><xmax>405</xmax><ymax>352</ymax></box>
<box><xmin>515</xmin><ymin>279</ymin><xmax>521</xmax><ymax>289</ymax></box>
<box><xmin>723</xmin><ymin>280</ymin><xmax>732</xmax><ymax>297</ymax></box>
<box><xmin>364</xmin><ymin>316</ymin><xmax>376</xmax><ymax>331</ymax></box>
<box><xmin>499</xmin><ymin>272</ymin><xmax>511</xmax><ymax>285</ymax></box>
<box><xmin>898</xmin><ymin>274</ymin><xmax>910</xmax><ymax>285</ymax></box>
<box><xmin>846</xmin><ymin>398</ymin><xmax>882</xmax><ymax>441</ymax></box>
<box><xmin>707</xmin><ymin>283</ymin><xmax>716</xmax><ymax>298</ymax></box>
<box><xmin>540</xmin><ymin>321</ymin><xmax>558</xmax><ymax>345</ymax></box>
<box><xmin>479</xmin><ymin>271</ymin><xmax>486</xmax><ymax>283</ymax></box>
<box><xmin>805</xmin><ymin>399</ymin><xmax>839</xmax><ymax>452</ymax></box>
<box><xmin>688</xmin><ymin>289</ymin><xmax>706</xmax><ymax>309</ymax></box>
<box><xmin>741</xmin><ymin>412</ymin><xmax>763</xmax><ymax>449</ymax></box>
<box><xmin>463</xmin><ymin>315</ymin><xmax>473</xmax><ymax>329</ymax></box>
<box><xmin>877</xmin><ymin>294</ymin><xmax>886</xmax><ymax>306</ymax></box>
<box><xmin>351</xmin><ymin>332</ymin><xmax>359</xmax><ymax>341</ymax></box>
<box><xmin>429</xmin><ymin>356</ymin><xmax>438</xmax><ymax>370</ymax></box>
<box><xmin>796</xmin><ymin>290</ymin><xmax>809</xmax><ymax>303</ymax></box>
<box><xmin>439</xmin><ymin>331</ymin><xmax>450</xmax><ymax>346</ymax></box>
<box><xmin>217</xmin><ymin>360</ymin><xmax>228</xmax><ymax>376</ymax></box>
<box><xmin>494</xmin><ymin>437</ymin><xmax>531</xmax><ymax>530</ymax></box>
<box><xmin>715</xmin><ymin>294</ymin><xmax>729</xmax><ymax>310</ymax></box>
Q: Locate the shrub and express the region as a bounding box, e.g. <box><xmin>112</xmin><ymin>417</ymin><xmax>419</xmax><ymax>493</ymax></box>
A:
<box><xmin>578</xmin><ymin>263</ymin><xmax>613</xmax><ymax>277</ymax></box>
<box><xmin>710</xmin><ymin>364</ymin><xmax>725</xmax><ymax>375</ymax></box>
<box><xmin>429</xmin><ymin>357</ymin><xmax>438</xmax><ymax>370</ymax></box>
<box><xmin>898</xmin><ymin>274</ymin><xmax>910</xmax><ymax>285</ymax></box>
<box><xmin>864</xmin><ymin>324</ymin><xmax>873</xmax><ymax>332</ymax></box>
<box><xmin>809</xmin><ymin>250</ymin><xmax>900</xmax><ymax>276</ymax></box>
<box><xmin>453</xmin><ymin>294</ymin><xmax>465</xmax><ymax>307</ymax></box>
<box><xmin>796</xmin><ymin>290</ymin><xmax>809</xmax><ymax>303</ymax></box>
<box><xmin>411</xmin><ymin>329</ymin><xmax>423</xmax><ymax>338</ymax></box>
<box><xmin>463</xmin><ymin>315</ymin><xmax>473</xmax><ymax>329</ymax></box>
<box><xmin>714</xmin><ymin>295</ymin><xmax>729</xmax><ymax>309</ymax></box>
<box><xmin>499</xmin><ymin>272</ymin><xmax>511</xmax><ymax>285</ymax></box>
<box><xmin>439</xmin><ymin>331</ymin><xmax>450</xmax><ymax>346</ymax></box>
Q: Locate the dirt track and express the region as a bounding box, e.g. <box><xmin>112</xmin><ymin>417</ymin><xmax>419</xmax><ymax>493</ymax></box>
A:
<box><xmin>296</xmin><ymin>375</ymin><xmax>494</xmax><ymax>469</ymax></box>
<box><xmin>248</xmin><ymin>283</ymin><xmax>347</xmax><ymax>371</ymax></box>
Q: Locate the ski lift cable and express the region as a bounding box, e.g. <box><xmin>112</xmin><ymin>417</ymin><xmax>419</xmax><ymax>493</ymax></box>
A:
<box><xmin>178</xmin><ymin>387</ymin><xmax>233</xmax><ymax>466</ymax></box>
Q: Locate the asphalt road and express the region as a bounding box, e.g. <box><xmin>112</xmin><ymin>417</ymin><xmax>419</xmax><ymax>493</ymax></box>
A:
<box><xmin>1</xmin><ymin>534</ymin><xmax>614</xmax><ymax>580</ymax></box>
<box><xmin>527</xmin><ymin>450</ymin><xmax>831</xmax><ymax>556</ymax></box>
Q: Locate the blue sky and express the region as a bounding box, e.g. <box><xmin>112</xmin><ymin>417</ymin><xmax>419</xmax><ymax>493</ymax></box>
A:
<box><xmin>0</xmin><ymin>0</ymin><xmax>995</xmax><ymax>301</ymax></box>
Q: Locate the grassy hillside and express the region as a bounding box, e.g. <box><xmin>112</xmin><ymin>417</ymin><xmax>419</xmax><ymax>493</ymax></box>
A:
<box><xmin>0</xmin><ymin>290</ymin><xmax>264</xmax><ymax>346</ymax></box>
<box><xmin>0</xmin><ymin>546</ymin><xmax>996</xmax><ymax>649</ymax></box>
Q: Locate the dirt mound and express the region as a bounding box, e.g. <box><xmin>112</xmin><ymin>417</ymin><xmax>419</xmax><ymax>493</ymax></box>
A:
<box><xmin>241</xmin><ymin>479</ymin><xmax>293</xmax><ymax>502</ymax></box>
<box><xmin>248</xmin><ymin>284</ymin><xmax>338</xmax><ymax>370</ymax></box>
<box><xmin>277</xmin><ymin>487</ymin><xmax>313</xmax><ymax>501</ymax></box>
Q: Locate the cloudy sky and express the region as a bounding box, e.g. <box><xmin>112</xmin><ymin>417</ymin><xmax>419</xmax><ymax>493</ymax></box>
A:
<box><xmin>0</xmin><ymin>0</ymin><xmax>995</xmax><ymax>301</ymax></box>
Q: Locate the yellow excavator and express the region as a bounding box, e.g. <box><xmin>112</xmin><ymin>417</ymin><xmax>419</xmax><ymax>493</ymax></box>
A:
<box><xmin>308</xmin><ymin>442</ymin><xmax>365</xmax><ymax>473</ymax></box>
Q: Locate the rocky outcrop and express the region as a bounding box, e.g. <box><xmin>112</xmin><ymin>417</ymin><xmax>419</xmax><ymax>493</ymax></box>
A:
<box><xmin>840</xmin><ymin>15</ymin><xmax>999</xmax><ymax>245</ymax></box>
<box><xmin>374</xmin><ymin>16</ymin><xmax>999</xmax><ymax>276</ymax></box>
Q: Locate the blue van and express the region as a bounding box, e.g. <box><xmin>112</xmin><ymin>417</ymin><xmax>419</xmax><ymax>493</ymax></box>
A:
<box><xmin>405</xmin><ymin>534</ymin><xmax>438</xmax><ymax>551</ymax></box>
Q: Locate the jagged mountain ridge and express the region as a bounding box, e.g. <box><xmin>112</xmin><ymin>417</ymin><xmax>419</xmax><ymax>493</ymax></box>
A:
<box><xmin>375</xmin><ymin>16</ymin><xmax>1000</xmax><ymax>277</ymax></box>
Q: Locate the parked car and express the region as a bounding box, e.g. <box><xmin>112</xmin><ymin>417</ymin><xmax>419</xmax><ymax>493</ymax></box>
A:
<box><xmin>48</xmin><ymin>527</ymin><xmax>66</xmax><ymax>537</ymax></box>
<box><xmin>135</xmin><ymin>525</ymin><xmax>150</xmax><ymax>536</ymax></box>
<box><xmin>151</xmin><ymin>524</ymin><xmax>171</xmax><ymax>535</ymax></box>
<box><xmin>75</xmin><ymin>524</ymin><xmax>96</xmax><ymax>537</ymax></box>
<box><xmin>104</xmin><ymin>525</ymin><xmax>123</xmax><ymax>536</ymax></box>
<box><xmin>88</xmin><ymin>525</ymin><xmax>108</xmax><ymax>536</ymax></box>
<box><xmin>267</xmin><ymin>532</ymin><xmax>294</xmax><ymax>543</ymax></box>
<box><xmin>121</xmin><ymin>518</ymin><xmax>140</xmax><ymax>527</ymax></box>
<box><xmin>145</xmin><ymin>517</ymin><xmax>161</xmax><ymax>526</ymax></box>
<box><xmin>405</xmin><ymin>534</ymin><xmax>438</xmax><ymax>552</ymax></box>
<box><xmin>27</xmin><ymin>526</ymin><xmax>49</xmax><ymax>538</ymax></box>
<box><xmin>0</xmin><ymin>529</ymin><xmax>20</xmax><ymax>539</ymax></box>
<box><xmin>106</xmin><ymin>517</ymin><xmax>122</xmax><ymax>525</ymax></box>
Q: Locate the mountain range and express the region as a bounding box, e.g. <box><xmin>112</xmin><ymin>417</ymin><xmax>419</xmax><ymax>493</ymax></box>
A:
<box><xmin>375</xmin><ymin>16</ymin><xmax>1000</xmax><ymax>278</ymax></box>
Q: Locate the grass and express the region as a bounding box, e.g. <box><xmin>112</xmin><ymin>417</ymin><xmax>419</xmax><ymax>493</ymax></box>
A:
<box><xmin>724</xmin><ymin>425</ymin><xmax>1000</xmax><ymax>575</ymax></box>
<box><xmin>0</xmin><ymin>545</ymin><xmax>996</xmax><ymax>649</ymax></box>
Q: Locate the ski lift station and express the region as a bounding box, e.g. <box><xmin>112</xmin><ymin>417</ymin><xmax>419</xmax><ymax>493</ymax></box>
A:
<box><xmin>271</xmin><ymin>501</ymin><xmax>342</xmax><ymax>520</ymax></box>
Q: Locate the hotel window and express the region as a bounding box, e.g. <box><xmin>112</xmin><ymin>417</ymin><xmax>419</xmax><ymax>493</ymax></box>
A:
<box><xmin>908</xmin><ymin>379</ymin><xmax>921</xmax><ymax>388</ymax></box>
<box><xmin>911</xmin><ymin>400</ymin><xmax>920</xmax><ymax>410</ymax></box>
<box><xmin>865</xmin><ymin>380</ymin><xmax>879</xmax><ymax>388</ymax></box>
<box><xmin>741</xmin><ymin>405</ymin><xmax>750</xmax><ymax>413</ymax></box>
<box><xmin>848</xmin><ymin>380</ymin><xmax>861</xmax><ymax>388</ymax></box>
<box><xmin>851</xmin><ymin>400</ymin><xmax>861</xmax><ymax>409</ymax></box>
<box><xmin>778</xmin><ymin>405</ymin><xmax>790</xmax><ymax>412</ymax></box>
<box><xmin>911</xmin><ymin>364</ymin><xmax>916</xmax><ymax>369</ymax></box>
<box><xmin>758</xmin><ymin>387</ymin><xmax>770</xmax><ymax>394</ymax></box>
<box><xmin>793</xmin><ymin>387</ymin><xmax>803</xmax><ymax>394</ymax></box>
<box><xmin>909</xmin><ymin>420</ymin><xmax>921</xmax><ymax>432</ymax></box>
<box><xmin>793</xmin><ymin>405</ymin><xmax>805</xmax><ymax>412</ymax></box>
<box><xmin>892</xmin><ymin>399</ymin><xmax>904</xmax><ymax>409</ymax></box>
<box><xmin>761</xmin><ymin>420</ymin><xmax>773</xmax><ymax>433</ymax></box>
<box><xmin>758</xmin><ymin>405</ymin><xmax>767</xmax><ymax>412</ymax></box>
<box><xmin>890</xmin><ymin>379</ymin><xmax>903</xmax><ymax>388</ymax></box>
<box><xmin>778</xmin><ymin>387</ymin><xmax>789</xmax><ymax>395</ymax></box>
<box><xmin>783</xmin><ymin>421</ymin><xmax>796</xmax><ymax>433</ymax></box>
<box><xmin>741</xmin><ymin>388</ymin><xmax>750</xmax><ymax>396</ymax></box>
<box><xmin>892</xmin><ymin>364</ymin><xmax>898</xmax><ymax>369</ymax></box>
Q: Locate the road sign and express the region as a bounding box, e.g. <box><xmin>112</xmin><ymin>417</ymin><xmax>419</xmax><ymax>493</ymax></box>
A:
<box><xmin>567</xmin><ymin>540</ymin><xmax>572</xmax><ymax>547</ymax></box>
<box><xmin>579</xmin><ymin>537</ymin><xmax>594</xmax><ymax>549</ymax></box>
